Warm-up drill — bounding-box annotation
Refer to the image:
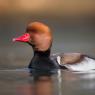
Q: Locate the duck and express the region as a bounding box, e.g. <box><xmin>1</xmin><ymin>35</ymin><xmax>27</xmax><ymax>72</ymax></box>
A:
<box><xmin>13</xmin><ymin>22</ymin><xmax>95</xmax><ymax>72</ymax></box>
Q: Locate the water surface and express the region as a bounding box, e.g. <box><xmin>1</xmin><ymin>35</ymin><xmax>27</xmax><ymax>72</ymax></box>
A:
<box><xmin>0</xmin><ymin>69</ymin><xmax>95</xmax><ymax>95</ymax></box>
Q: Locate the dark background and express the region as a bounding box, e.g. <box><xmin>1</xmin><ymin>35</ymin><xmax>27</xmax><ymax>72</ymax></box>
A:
<box><xmin>0</xmin><ymin>0</ymin><xmax>95</xmax><ymax>69</ymax></box>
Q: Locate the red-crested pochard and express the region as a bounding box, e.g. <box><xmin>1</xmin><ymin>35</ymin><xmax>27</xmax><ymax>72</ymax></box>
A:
<box><xmin>13</xmin><ymin>22</ymin><xmax>95</xmax><ymax>71</ymax></box>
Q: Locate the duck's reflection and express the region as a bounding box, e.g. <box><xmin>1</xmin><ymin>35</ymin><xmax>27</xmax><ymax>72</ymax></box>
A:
<box><xmin>17</xmin><ymin>69</ymin><xmax>57</xmax><ymax>95</ymax></box>
<box><xmin>30</xmin><ymin>69</ymin><xmax>57</xmax><ymax>95</ymax></box>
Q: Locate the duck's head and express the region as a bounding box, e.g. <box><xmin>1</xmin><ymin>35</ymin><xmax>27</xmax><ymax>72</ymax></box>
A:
<box><xmin>13</xmin><ymin>22</ymin><xmax>52</xmax><ymax>51</ymax></box>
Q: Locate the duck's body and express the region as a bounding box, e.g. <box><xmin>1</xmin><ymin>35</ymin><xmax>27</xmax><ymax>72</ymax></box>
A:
<box><xmin>56</xmin><ymin>53</ymin><xmax>95</xmax><ymax>71</ymax></box>
<box><xmin>13</xmin><ymin>22</ymin><xmax>95</xmax><ymax>72</ymax></box>
<box><xmin>28</xmin><ymin>51</ymin><xmax>95</xmax><ymax>71</ymax></box>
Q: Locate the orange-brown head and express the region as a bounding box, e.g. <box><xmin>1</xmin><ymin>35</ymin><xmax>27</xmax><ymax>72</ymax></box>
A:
<box><xmin>13</xmin><ymin>22</ymin><xmax>52</xmax><ymax>51</ymax></box>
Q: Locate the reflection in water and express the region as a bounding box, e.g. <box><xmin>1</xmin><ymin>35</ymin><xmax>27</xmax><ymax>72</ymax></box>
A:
<box><xmin>1</xmin><ymin>69</ymin><xmax>95</xmax><ymax>95</ymax></box>
<box><xmin>17</xmin><ymin>69</ymin><xmax>58</xmax><ymax>95</ymax></box>
<box><xmin>57</xmin><ymin>70</ymin><xmax>62</xmax><ymax>95</ymax></box>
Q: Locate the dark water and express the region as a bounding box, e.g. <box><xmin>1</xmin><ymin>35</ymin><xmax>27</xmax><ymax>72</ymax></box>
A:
<box><xmin>0</xmin><ymin>68</ymin><xmax>95</xmax><ymax>95</ymax></box>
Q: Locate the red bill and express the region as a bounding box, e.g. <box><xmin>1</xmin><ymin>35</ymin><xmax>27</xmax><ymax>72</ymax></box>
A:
<box><xmin>13</xmin><ymin>33</ymin><xmax>30</xmax><ymax>42</ymax></box>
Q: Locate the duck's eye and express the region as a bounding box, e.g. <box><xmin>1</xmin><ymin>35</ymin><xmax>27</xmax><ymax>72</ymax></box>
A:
<box><xmin>31</xmin><ymin>29</ymin><xmax>37</xmax><ymax>32</ymax></box>
<box><xmin>26</xmin><ymin>28</ymin><xmax>37</xmax><ymax>33</ymax></box>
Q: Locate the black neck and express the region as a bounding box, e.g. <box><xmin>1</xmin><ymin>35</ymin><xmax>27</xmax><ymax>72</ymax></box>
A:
<box><xmin>34</xmin><ymin>49</ymin><xmax>51</xmax><ymax>58</ymax></box>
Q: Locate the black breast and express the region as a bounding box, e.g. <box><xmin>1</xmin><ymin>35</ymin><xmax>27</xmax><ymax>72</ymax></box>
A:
<box><xmin>28</xmin><ymin>56</ymin><xmax>59</xmax><ymax>70</ymax></box>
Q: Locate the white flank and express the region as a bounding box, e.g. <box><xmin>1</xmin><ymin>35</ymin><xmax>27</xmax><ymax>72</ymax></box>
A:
<box><xmin>57</xmin><ymin>56</ymin><xmax>95</xmax><ymax>71</ymax></box>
